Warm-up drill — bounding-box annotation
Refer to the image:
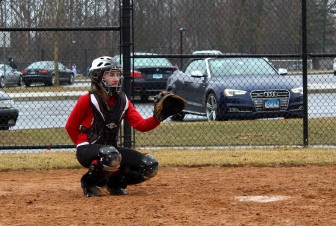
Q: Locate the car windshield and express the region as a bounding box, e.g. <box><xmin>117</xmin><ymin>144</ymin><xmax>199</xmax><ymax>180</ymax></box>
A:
<box><xmin>209</xmin><ymin>58</ymin><xmax>278</xmax><ymax>77</ymax></box>
<box><xmin>115</xmin><ymin>56</ymin><xmax>173</xmax><ymax>67</ymax></box>
<box><xmin>133</xmin><ymin>58</ymin><xmax>172</xmax><ymax>67</ymax></box>
<box><xmin>27</xmin><ymin>61</ymin><xmax>54</xmax><ymax>69</ymax></box>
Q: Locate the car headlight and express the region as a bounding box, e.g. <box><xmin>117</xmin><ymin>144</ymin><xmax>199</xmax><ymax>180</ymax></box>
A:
<box><xmin>291</xmin><ymin>87</ymin><xmax>303</xmax><ymax>95</ymax></box>
<box><xmin>224</xmin><ymin>89</ymin><xmax>247</xmax><ymax>97</ymax></box>
<box><xmin>0</xmin><ymin>99</ymin><xmax>14</xmax><ymax>108</ymax></box>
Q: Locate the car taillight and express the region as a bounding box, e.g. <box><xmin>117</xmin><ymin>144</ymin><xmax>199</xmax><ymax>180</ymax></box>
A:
<box><xmin>38</xmin><ymin>69</ymin><xmax>49</xmax><ymax>74</ymax></box>
<box><xmin>130</xmin><ymin>71</ymin><xmax>142</xmax><ymax>78</ymax></box>
<box><xmin>21</xmin><ymin>70</ymin><xmax>27</xmax><ymax>75</ymax></box>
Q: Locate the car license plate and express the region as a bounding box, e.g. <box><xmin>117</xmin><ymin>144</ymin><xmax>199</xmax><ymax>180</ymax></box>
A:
<box><xmin>152</xmin><ymin>73</ymin><xmax>163</xmax><ymax>79</ymax></box>
<box><xmin>264</xmin><ymin>99</ymin><xmax>280</xmax><ymax>109</ymax></box>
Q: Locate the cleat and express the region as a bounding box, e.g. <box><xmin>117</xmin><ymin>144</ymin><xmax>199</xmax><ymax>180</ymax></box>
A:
<box><xmin>107</xmin><ymin>186</ymin><xmax>128</xmax><ymax>195</ymax></box>
<box><xmin>82</xmin><ymin>184</ymin><xmax>102</xmax><ymax>197</ymax></box>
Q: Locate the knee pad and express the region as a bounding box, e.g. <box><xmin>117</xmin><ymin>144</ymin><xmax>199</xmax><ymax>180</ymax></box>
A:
<box><xmin>140</xmin><ymin>154</ymin><xmax>159</xmax><ymax>180</ymax></box>
<box><xmin>115</xmin><ymin>154</ymin><xmax>158</xmax><ymax>186</ymax></box>
<box><xmin>98</xmin><ymin>146</ymin><xmax>122</xmax><ymax>172</ymax></box>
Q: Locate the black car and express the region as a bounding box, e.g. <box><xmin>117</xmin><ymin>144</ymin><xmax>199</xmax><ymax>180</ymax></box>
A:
<box><xmin>21</xmin><ymin>61</ymin><xmax>75</xmax><ymax>86</ymax></box>
<box><xmin>0</xmin><ymin>91</ymin><xmax>19</xmax><ymax>130</ymax></box>
<box><xmin>113</xmin><ymin>53</ymin><xmax>177</xmax><ymax>101</ymax></box>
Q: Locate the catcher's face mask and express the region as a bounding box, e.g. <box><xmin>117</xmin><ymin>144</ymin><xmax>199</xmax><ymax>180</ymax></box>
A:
<box><xmin>100</xmin><ymin>70</ymin><xmax>123</xmax><ymax>96</ymax></box>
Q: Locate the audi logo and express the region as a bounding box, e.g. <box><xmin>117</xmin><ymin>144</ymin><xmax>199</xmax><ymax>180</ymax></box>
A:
<box><xmin>264</xmin><ymin>91</ymin><xmax>278</xmax><ymax>97</ymax></box>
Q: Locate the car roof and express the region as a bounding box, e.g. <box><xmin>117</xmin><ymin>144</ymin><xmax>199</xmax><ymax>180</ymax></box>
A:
<box><xmin>192</xmin><ymin>50</ymin><xmax>223</xmax><ymax>55</ymax></box>
<box><xmin>114</xmin><ymin>52</ymin><xmax>158</xmax><ymax>57</ymax></box>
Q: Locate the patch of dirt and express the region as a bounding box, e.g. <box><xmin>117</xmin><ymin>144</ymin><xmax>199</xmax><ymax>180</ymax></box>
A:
<box><xmin>1</xmin><ymin>166</ymin><xmax>336</xmax><ymax>225</ymax></box>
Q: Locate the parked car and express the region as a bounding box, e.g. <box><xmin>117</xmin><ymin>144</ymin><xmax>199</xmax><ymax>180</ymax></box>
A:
<box><xmin>166</xmin><ymin>57</ymin><xmax>303</xmax><ymax>121</ymax></box>
<box><xmin>0</xmin><ymin>91</ymin><xmax>19</xmax><ymax>130</ymax></box>
<box><xmin>113</xmin><ymin>53</ymin><xmax>177</xmax><ymax>101</ymax></box>
<box><xmin>21</xmin><ymin>61</ymin><xmax>75</xmax><ymax>86</ymax></box>
<box><xmin>0</xmin><ymin>64</ymin><xmax>24</xmax><ymax>88</ymax></box>
<box><xmin>287</xmin><ymin>63</ymin><xmax>303</xmax><ymax>71</ymax></box>
<box><xmin>192</xmin><ymin>50</ymin><xmax>223</xmax><ymax>55</ymax></box>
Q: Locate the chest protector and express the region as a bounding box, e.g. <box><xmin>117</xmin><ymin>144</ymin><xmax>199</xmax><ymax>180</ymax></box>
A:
<box><xmin>86</xmin><ymin>92</ymin><xmax>128</xmax><ymax>146</ymax></box>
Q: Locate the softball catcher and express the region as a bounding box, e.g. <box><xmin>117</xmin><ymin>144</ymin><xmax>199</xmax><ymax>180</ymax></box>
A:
<box><xmin>66</xmin><ymin>56</ymin><xmax>185</xmax><ymax>197</ymax></box>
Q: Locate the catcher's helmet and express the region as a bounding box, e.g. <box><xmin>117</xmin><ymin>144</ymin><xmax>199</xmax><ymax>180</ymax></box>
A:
<box><xmin>97</xmin><ymin>146</ymin><xmax>122</xmax><ymax>172</ymax></box>
<box><xmin>89</xmin><ymin>56</ymin><xmax>123</xmax><ymax>96</ymax></box>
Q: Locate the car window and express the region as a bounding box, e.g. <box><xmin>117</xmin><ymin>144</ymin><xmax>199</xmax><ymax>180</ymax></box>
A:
<box><xmin>27</xmin><ymin>61</ymin><xmax>54</xmax><ymax>69</ymax></box>
<box><xmin>58</xmin><ymin>63</ymin><xmax>65</xmax><ymax>69</ymax></box>
<box><xmin>114</xmin><ymin>55</ymin><xmax>173</xmax><ymax>67</ymax></box>
<box><xmin>185</xmin><ymin>60</ymin><xmax>207</xmax><ymax>75</ymax></box>
<box><xmin>1</xmin><ymin>64</ymin><xmax>12</xmax><ymax>71</ymax></box>
<box><xmin>209</xmin><ymin>58</ymin><xmax>278</xmax><ymax>77</ymax></box>
<box><xmin>133</xmin><ymin>58</ymin><xmax>172</xmax><ymax>67</ymax></box>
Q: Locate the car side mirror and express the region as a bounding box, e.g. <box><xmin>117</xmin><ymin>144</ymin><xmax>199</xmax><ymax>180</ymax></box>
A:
<box><xmin>278</xmin><ymin>68</ymin><xmax>288</xmax><ymax>75</ymax></box>
<box><xmin>191</xmin><ymin>70</ymin><xmax>204</xmax><ymax>77</ymax></box>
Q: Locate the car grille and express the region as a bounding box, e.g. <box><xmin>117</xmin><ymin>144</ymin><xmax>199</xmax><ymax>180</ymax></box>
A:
<box><xmin>251</xmin><ymin>90</ymin><xmax>289</xmax><ymax>111</ymax></box>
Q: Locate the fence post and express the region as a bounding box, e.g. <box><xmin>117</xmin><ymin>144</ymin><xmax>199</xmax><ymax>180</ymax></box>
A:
<box><xmin>121</xmin><ymin>0</ymin><xmax>132</xmax><ymax>148</ymax></box>
<box><xmin>302</xmin><ymin>0</ymin><xmax>308</xmax><ymax>147</ymax></box>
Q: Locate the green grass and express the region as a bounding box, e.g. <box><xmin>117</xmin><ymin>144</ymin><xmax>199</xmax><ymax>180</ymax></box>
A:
<box><xmin>2</xmin><ymin>117</ymin><xmax>336</xmax><ymax>147</ymax></box>
<box><xmin>1</xmin><ymin>147</ymin><xmax>336</xmax><ymax>171</ymax></box>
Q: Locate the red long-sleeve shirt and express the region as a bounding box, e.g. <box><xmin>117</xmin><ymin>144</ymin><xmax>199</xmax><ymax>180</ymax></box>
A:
<box><xmin>65</xmin><ymin>93</ymin><xmax>160</xmax><ymax>146</ymax></box>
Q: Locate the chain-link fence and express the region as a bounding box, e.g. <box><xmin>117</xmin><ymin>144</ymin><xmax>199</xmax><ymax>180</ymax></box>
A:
<box><xmin>1</xmin><ymin>0</ymin><xmax>336</xmax><ymax>152</ymax></box>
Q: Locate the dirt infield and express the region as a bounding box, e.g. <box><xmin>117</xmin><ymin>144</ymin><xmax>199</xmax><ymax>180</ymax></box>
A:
<box><xmin>1</xmin><ymin>166</ymin><xmax>336</xmax><ymax>226</ymax></box>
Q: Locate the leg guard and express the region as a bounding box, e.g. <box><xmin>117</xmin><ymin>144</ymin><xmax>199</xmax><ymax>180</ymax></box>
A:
<box><xmin>81</xmin><ymin>164</ymin><xmax>107</xmax><ymax>197</ymax></box>
<box><xmin>106</xmin><ymin>173</ymin><xmax>128</xmax><ymax>195</ymax></box>
<box><xmin>109</xmin><ymin>154</ymin><xmax>159</xmax><ymax>187</ymax></box>
<box><xmin>106</xmin><ymin>154</ymin><xmax>158</xmax><ymax>195</ymax></box>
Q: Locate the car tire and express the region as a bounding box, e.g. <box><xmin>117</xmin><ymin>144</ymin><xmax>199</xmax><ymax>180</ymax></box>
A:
<box><xmin>170</xmin><ymin>112</ymin><xmax>185</xmax><ymax>121</ymax></box>
<box><xmin>68</xmin><ymin>74</ymin><xmax>74</xmax><ymax>84</ymax></box>
<box><xmin>17</xmin><ymin>77</ymin><xmax>24</xmax><ymax>86</ymax></box>
<box><xmin>0</xmin><ymin>77</ymin><xmax>5</xmax><ymax>88</ymax></box>
<box><xmin>0</xmin><ymin>126</ymin><xmax>9</xmax><ymax>130</ymax></box>
<box><xmin>206</xmin><ymin>93</ymin><xmax>219</xmax><ymax>121</ymax></box>
<box><xmin>47</xmin><ymin>75</ymin><xmax>55</xmax><ymax>86</ymax></box>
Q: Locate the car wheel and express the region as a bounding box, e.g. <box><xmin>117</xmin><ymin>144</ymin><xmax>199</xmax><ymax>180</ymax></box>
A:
<box><xmin>0</xmin><ymin>126</ymin><xmax>9</xmax><ymax>130</ymax></box>
<box><xmin>47</xmin><ymin>75</ymin><xmax>55</xmax><ymax>86</ymax></box>
<box><xmin>206</xmin><ymin>93</ymin><xmax>219</xmax><ymax>121</ymax></box>
<box><xmin>170</xmin><ymin>112</ymin><xmax>185</xmax><ymax>121</ymax></box>
<box><xmin>0</xmin><ymin>77</ymin><xmax>5</xmax><ymax>88</ymax></box>
<box><xmin>18</xmin><ymin>77</ymin><xmax>24</xmax><ymax>86</ymax></box>
<box><xmin>68</xmin><ymin>74</ymin><xmax>74</xmax><ymax>84</ymax></box>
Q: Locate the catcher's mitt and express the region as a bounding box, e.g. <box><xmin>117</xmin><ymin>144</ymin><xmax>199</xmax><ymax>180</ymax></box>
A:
<box><xmin>153</xmin><ymin>91</ymin><xmax>186</xmax><ymax>122</ymax></box>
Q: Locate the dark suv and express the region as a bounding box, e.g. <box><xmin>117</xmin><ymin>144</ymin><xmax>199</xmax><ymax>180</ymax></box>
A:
<box><xmin>113</xmin><ymin>53</ymin><xmax>177</xmax><ymax>101</ymax></box>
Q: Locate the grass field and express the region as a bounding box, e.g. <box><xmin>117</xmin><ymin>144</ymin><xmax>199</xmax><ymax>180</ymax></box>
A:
<box><xmin>1</xmin><ymin>117</ymin><xmax>335</xmax><ymax>147</ymax></box>
<box><xmin>1</xmin><ymin>147</ymin><xmax>336</xmax><ymax>171</ymax></box>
